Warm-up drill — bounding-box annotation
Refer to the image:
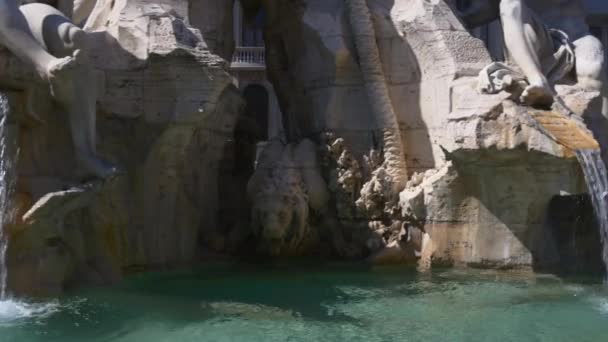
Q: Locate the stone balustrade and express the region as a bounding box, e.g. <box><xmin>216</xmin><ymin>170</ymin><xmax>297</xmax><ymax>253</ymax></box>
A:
<box><xmin>230</xmin><ymin>46</ymin><xmax>266</xmax><ymax>70</ymax></box>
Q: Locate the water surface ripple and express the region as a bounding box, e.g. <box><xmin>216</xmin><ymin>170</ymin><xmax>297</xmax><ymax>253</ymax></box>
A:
<box><xmin>0</xmin><ymin>267</ymin><xmax>606</xmax><ymax>342</ymax></box>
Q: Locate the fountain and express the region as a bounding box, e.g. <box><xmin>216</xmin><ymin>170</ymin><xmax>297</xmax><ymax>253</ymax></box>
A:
<box><xmin>0</xmin><ymin>93</ymin><xmax>58</xmax><ymax>326</ymax></box>
<box><xmin>0</xmin><ymin>93</ymin><xmax>17</xmax><ymax>300</ymax></box>
<box><xmin>576</xmin><ymin>149</ymin><xmax>608</xmax><ymax>278</ymax></box>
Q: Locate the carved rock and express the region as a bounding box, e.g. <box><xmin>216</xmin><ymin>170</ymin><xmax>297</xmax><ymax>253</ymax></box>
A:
<box><xmin>3</xmin><ymin>1</ymin><xmax>241</xmax><ymax>295</ymax></box>
<box><xmin>1</xmin><ymin>0</ymin><xmax>605</xmax><ymax>296</ymax></box>
<box><xmin>247</xmin><ymin>139</ymin><xmax>329</xmax><ymax>256</ymax></box>
<box><xmin>262</xmin><ymin>0</ymin><xmax>600</xmax><ymax>270</ymax></box>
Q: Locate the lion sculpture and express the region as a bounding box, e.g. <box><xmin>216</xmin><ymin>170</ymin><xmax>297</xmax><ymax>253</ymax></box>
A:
<box><xmin>247</xmin><ymin>139</ymin><xmax>329</xmax><ymax>256</ymax></box>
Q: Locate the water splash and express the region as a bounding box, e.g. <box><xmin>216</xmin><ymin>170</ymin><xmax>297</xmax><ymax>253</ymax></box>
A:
<box><xmin>575</xmin><ymin>149</ymin><xmax>608</xmax><ymax>278</ymax></box>
<box><xmin>0</xmin><ymin>94</ymin><xmax>60</xmax><ymax>327</ymax></box>
<box><xmin>0</xmin><ymin>93</ymin><xmax>18</xmax><ymax>300</ymax></box>
<box><xmin>0</xmin><ymin>299</ymin><xmax>61</xmax><ymax>326</ymax></box>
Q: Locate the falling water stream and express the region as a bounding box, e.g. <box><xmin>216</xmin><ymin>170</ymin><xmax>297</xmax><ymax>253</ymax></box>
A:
<box><xmin>0</xmin><ymin>91</ymin><xmax>33</xmax><ymax>327</ymax></box>
<box><xmin>0</xmin><ymin>94</ymin><xmax>56</xmax><ymax>326</ymax></box>
<box><xmin>0</xmin><ymin>93</ymin><xmax>17</xmax><ymax>300</ymax></box>
<box><xmin>575</xmin><ymin>149</ymin><xmax>608</xmax><ymax>278</ymax></box>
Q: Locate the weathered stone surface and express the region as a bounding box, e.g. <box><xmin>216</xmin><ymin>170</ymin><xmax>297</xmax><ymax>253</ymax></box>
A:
<box><xmin>188</xmin><ymin>0</ymin><xmax>235</xmax><ymax>61</ymax></box>
<box><xmin>421</xmin><ymin>79</ymin><xmax>597</xmax><ymax>268</ymax></box>
<box><xmin>2</xmin><ymin>0</ymin><xmax>605</xmax><ymax>297</ymax></box>
<box><xmin>258</xmin><ymin>0</ymin><xmax>598</xmax><ymax>270</ymax></box>
<box><xmin>4</xmin><ymin>0</ymin><xmax>241</xmax><ymax>295</ymax></box>
<box><xmin>403</xmin><ymin>154</ymin><xmax>585</xmax><ymax>268</ymax></box>
<box><xmin>7</xmin><ymin>184</ymin><xmax>103</xmax><ymax>297</ymax></box>
<box><xmin>259</xmin><ymin>0</ymin><xmax>490</xmax><ymax>171</ymax></box>
<box><xmin>545</xmin><ymin>194</ymin><xmax>604</xmax><ymax>275</ymax></box>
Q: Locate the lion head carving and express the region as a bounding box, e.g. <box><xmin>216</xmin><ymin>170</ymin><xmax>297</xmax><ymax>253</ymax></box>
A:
<box><xmin>247</xmin><ymin>139</ymin><xmax>327</xmax><ymax>256</ymax></box>
<box><xmin>251</xmin><ymin>188</ymin><xmax>309</xmax><ymax>256</ymax></box>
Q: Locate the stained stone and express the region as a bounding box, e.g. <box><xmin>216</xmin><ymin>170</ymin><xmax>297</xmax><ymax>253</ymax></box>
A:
<box><xmin>0</xmin><ymin>0</ymin><xmax>605</xmax><ymax>296</ymax></box>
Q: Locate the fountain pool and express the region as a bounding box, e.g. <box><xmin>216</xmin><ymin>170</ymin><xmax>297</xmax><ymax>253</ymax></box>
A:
<box><xmin>0</xmin><ymin>266</ymin><xmax>606</xmax><ymax>342</ymax></box>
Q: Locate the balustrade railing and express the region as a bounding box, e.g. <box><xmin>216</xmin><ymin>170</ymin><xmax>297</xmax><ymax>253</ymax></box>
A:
<box><xmin>231</xmin><ymin>46</ymin><xmax>266</xmax><ymax>69</ymax></box>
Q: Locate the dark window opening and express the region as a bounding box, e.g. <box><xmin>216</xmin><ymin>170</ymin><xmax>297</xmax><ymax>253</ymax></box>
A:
<box><xmin>242</xmin><ymin>9</ymin><xmax>266</xmax><ymax>47</ymax></box>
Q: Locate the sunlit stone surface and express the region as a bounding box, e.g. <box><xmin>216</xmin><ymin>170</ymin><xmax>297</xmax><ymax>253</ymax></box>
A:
<box><xmin>0</xmin><ymin>0</ymin><xmax>604</xmax><ymax>300</ymax></box>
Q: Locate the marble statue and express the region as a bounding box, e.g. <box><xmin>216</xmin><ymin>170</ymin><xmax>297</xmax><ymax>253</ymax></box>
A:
<box><xmin>247</xmin><ymin>139</ymin><xmax>329</xmax><ymax>256</ymax></box>
<box><xmin>0</xmin><ymin>1</ymin><xmax>117</xmax><ymax>179</ymax></box>
<box><xmin>459</xmin><ymin>0</ymin><xmax>605</xmax><ymax>108</ymax></box>
<box><xmin>21</xmin><ymin>0</ymin><xmax>98</xmax><ymax>25</ymax></box>
<box><xmin>71</xmin><ymin>0</ymin><xmax>98</xmax><ymax>25</ymax></box>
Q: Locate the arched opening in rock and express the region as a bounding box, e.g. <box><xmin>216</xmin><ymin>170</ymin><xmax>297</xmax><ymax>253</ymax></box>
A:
<box><xmin>242</xmin><ymin>84</ymin><xmax>269</xmax><ymax>142</ymax></box>
<box><xmin>232</xmin><ymin>83</ymin><xmax>269</xmax><ymax>180</ymax></box>
<box><xmin>231</xmin><ymin>1</ymin><xmax>285</xmax><ymax>142</ymax></box>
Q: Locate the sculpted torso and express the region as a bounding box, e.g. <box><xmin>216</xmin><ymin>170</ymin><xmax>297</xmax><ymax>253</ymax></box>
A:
<box><xmin>460</xmin><ymin>0</ymin><xmax>604</xmax><ymax>108</ymax></box>
<box><xmin>525</xmin><ymin>0</ymin><xmax>588</xmax><ymax>40</ymax></box>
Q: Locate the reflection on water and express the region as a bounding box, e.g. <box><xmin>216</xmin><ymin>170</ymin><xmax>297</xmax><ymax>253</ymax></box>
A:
<box><xmin>0</xmin><ymin>266</ymin><xmax>606</xmax><ymax>342</ymax></box>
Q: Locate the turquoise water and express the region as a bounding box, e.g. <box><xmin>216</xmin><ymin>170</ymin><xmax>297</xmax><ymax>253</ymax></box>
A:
<box><xmin>0</xmin><ymin>266</ymin><xmax>607</xmax><ymax>342</ymax></box>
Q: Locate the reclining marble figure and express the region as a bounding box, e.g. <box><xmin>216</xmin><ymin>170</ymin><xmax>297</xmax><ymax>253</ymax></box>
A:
<box><xmin>459</xmin><ymin>0</ymin><xmax>605</xmax><ymax>108</ymax></box>
<box><xmin>21</xmin><ymin>0</ymin><xmax>98</xmax><ymax>25</ymax></box>
<box><xmin>0</xmin><ymin>0</ymin><xmax>117</xmax><ymax>179</ymax></box>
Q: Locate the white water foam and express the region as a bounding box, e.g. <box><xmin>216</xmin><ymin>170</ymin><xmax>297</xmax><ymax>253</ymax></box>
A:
<box><xmin>0</xmin><ymin>299</ymin><xmax>61</xmax><ymax>326</ymax></box>
<box><xmin>583</xmin><ymin>294</ymin><xmax>608</xmax><ymax>315</ymax></box>
<box><xmin>596</xmin><ymin>298</ymin><xmax>608</xmax><ymax>314</ymax></box>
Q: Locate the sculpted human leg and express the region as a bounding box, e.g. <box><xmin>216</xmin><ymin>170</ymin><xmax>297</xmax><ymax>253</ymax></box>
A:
<box><xmin>573</xmin><ymin>35</ymin><xmax>604</xmax><ymax>91</ymax></box>
<box><xmin>19</xmin><ymin>3</ymin><xmax>118</xmax><ymax>179</ymax></box>
<box><xmin>500</xmin><ymin>0</ymin><xmax>554</xmax><ymax>106</ymax></box>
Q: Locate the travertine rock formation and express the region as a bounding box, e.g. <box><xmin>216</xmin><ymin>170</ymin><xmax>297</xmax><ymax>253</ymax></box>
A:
<box><xmin>345</xmin><ymin>0</ymin><xmax>408</xmax><ymax>197</ymax></box>
<box><xmin>4</xmin><ymin>0</ymin><xmax>241</xmax><ymax>296</ymax></box>
<box><xmin>1</xmin><ymin>0</ymin><xmax>605</xmax><ymax>297</ymax></box>
<box><xmin>253</xmin><ymin>0</ymin><xmax>603</xmax><ymax>269</ymax></box>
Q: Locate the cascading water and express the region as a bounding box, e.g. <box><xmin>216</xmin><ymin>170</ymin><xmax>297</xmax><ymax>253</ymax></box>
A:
<box><xmin>0</xmin><ymin>93</ymin><xmax>17</xmax><ymax>300</ymax></box>
<box><xmin>575</xmin><ymin>149</ymin><xmax>608</xmax><ymax>278</ymax></box>
<box><xmin>0</xmin><ymin>94</ymin><xmax>61</xmax><ymax>324</ymax></box>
